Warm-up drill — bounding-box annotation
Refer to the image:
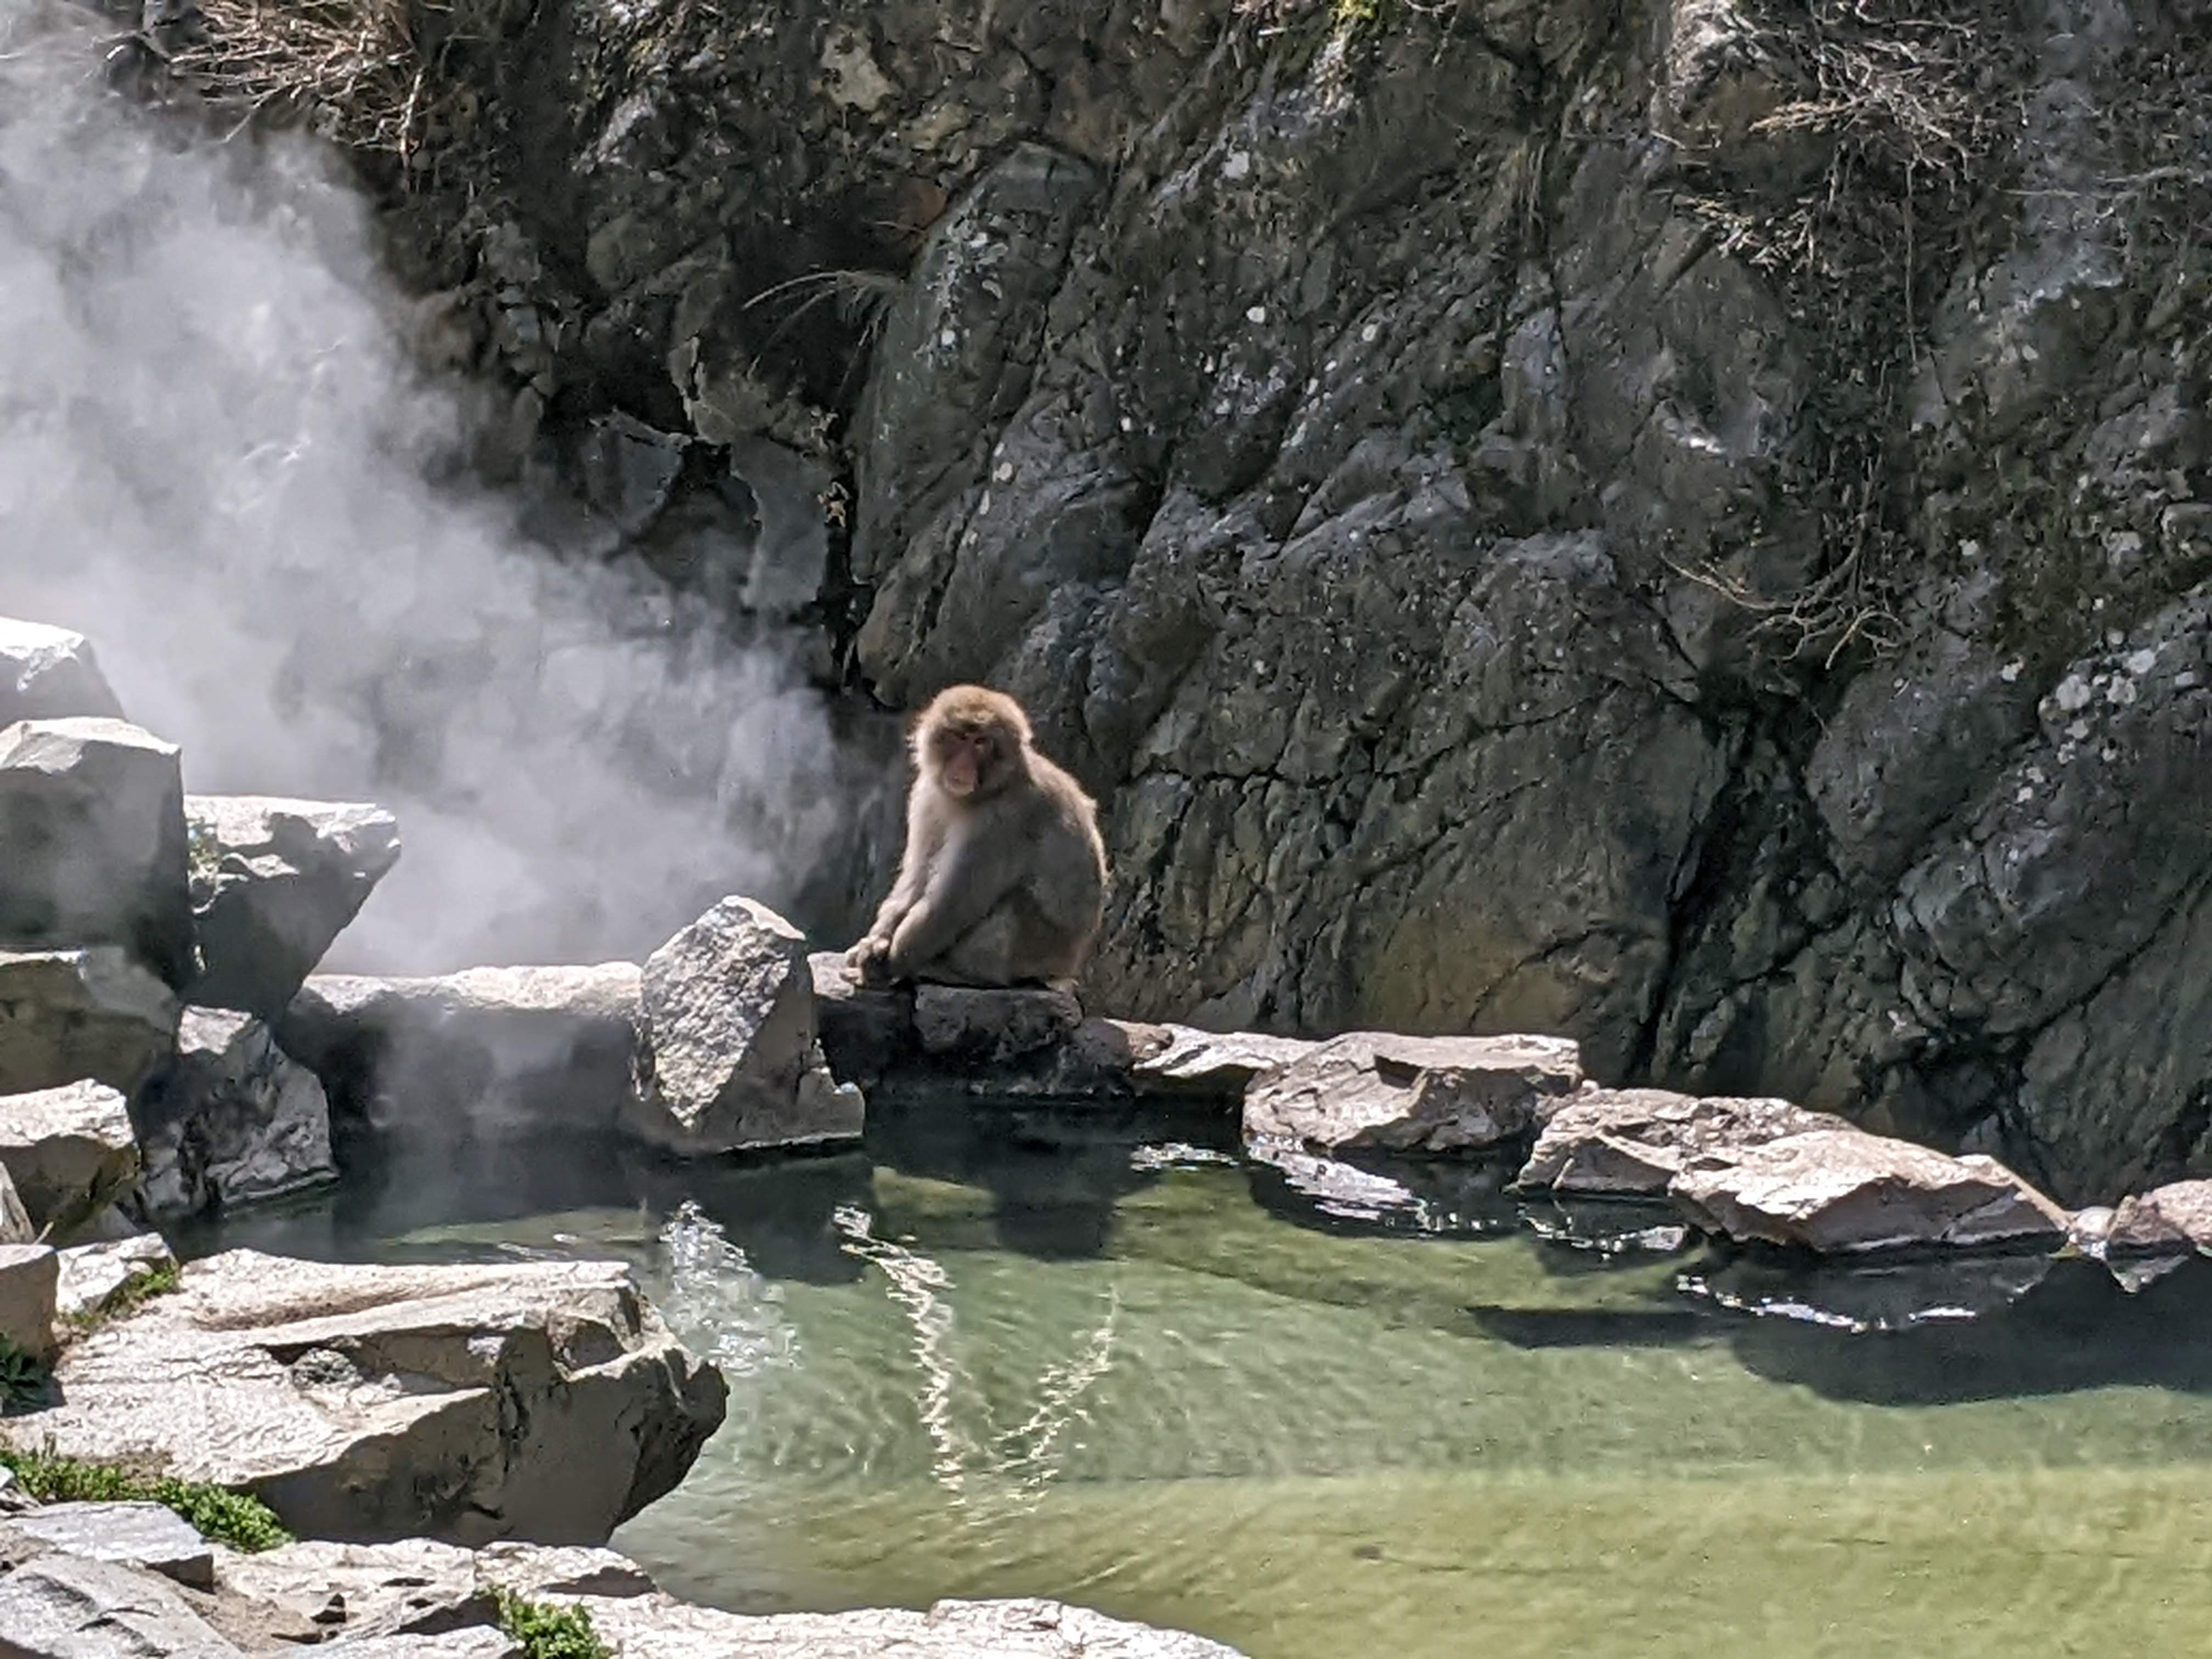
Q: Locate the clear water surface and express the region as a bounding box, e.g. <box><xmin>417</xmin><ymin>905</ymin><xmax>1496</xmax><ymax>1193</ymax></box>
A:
<box><xmin>187</xmin><ymin>1099</ymin><xmax>2212</xmax><ymax>1659</ymax></box>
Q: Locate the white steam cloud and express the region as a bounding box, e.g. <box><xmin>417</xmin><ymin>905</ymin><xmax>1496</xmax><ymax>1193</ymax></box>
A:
<box><xmin>0</xmin><ymin>4</ymin><xmax>864</xmax><ymax>972</ymax></box>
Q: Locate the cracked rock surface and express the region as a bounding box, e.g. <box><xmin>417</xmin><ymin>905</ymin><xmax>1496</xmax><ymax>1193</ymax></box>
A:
<box><xmin>192</xmin><ymin>0</ymin><xmax>2212</xmax><ymax>1200</ymax></box>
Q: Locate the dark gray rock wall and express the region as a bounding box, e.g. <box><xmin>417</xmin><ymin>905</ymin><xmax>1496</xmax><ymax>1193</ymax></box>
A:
<box><xmin>217</xmin><ymin>0</ymin><xmax>2212</xmax><ymax>1201</ymax></box>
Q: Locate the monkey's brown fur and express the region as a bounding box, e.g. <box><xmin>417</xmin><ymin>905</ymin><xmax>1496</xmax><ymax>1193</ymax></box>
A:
<box><xmin>850</xmin><ymin>685</ymin><xmax>1107</xmax><ymax>989</ymax></box>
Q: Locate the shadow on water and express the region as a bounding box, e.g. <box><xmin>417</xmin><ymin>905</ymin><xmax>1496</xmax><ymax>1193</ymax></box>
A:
<box><xmin>176</xmin><ymin>1086</ymin><xmax>2212</xmax><ymax>1415</ymax></box>
<box><xmin>861</xmin><ymin>1095</ymin><xmax>1237</xmax><ymax>1261</ymax></box>
<box><xmin>1726</xmin><ymin>1253</ymin><xmax>2212</xmax><ymax>1406</ymax></box>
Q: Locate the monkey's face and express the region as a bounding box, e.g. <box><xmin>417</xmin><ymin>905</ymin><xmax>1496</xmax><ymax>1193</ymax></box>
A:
<box><xmin>929</xmin><ymin>723</ymin><xmax>1007</xmax><ymax>799</ymax></box>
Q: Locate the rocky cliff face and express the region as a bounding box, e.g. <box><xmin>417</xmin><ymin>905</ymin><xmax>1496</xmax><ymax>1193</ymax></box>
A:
<box><xmin>177</xmin><ymin>0</ymin><xmax>2212</xmax><ymax>1203</ymax></box>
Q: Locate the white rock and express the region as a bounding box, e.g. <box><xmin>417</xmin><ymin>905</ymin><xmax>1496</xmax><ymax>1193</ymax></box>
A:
<box><xmin>0</xmin><ymin>1079</ymin><xmax>140</xmax><ymax>1238</ymax></box>
<box><xmin>3</xmin><ymin>1250</ymin><xmax>727</xmax><ymax>1547</ymax></box>
<box><xmin>0</xmin><ymin>717</ymin><xmax>194</xmax><ymax>985</ymax></box>
<box><xmin>1243</xmin><ymin>1032</ymin><xmax>1584</xmax><ymax>1156</ymax></box>
<box><xmin>0</xmin><ymin>1552</ymin><xmax>242</xmax><ymax>1657</ymax></box>
<box><xmin>0</xmin><ymin>616</ymin><xmax>124</xmax><ymax>726</ymax></box>
<box><xmin>630</xmin><ymin>898</ymin><xmax>857</xmax><ymax>1155</ymax></box>
<box><xmin>53</xmin><ymin>1232</ymin><xmax>174</xmax><ymax>1324</ymax></box>
<box><xmin>3</xmin><ymin>1500</ymin><xmax>215</xmax><ymax>1588</ymax></box>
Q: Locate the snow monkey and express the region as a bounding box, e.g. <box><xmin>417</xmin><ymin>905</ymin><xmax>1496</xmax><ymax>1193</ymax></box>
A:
<box><xmin>850</xmin><ymin>685</ymin><xmax>1108</xmax><ymax>990</ymax></box>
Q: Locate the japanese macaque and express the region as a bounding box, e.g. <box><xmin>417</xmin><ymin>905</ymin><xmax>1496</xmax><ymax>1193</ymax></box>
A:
<box><xmin>850</xmin><ymin>685</ymin><xmax>1107</xmax><ymax>990</ymax></box>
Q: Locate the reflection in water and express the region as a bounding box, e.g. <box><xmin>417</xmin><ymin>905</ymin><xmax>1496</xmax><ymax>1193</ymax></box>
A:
<box><xmin>185</xmin><ymin>1096</ymin><xmax>2212</xmax><ymax>1659</ymax></box>
<box><xmin>831</xmin><ymin>1202</ymin><xmax>1120</xmax><ymax>1504</ymax></box>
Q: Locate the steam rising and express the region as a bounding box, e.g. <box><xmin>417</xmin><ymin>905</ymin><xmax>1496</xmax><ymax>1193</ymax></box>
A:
<box><xmin>0</xmin><ymin>6</ymin><xmax>855</xmax><ymax>971</ymax></box>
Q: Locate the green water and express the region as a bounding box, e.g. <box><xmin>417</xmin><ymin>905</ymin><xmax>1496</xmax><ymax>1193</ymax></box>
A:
<box><xmin>192</xmin><ymin>1105</ymin><xmax>2212</xmax><ymax>1658</ymax></box>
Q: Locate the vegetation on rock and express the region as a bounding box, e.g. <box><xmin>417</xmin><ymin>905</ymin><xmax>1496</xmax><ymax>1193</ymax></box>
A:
<box><xmin>0</xmin><ymin>1338</ymin><xmax>46</xmax><ymax>1414</ymax></box>
<box><xmin>60</xmin><ymin>1259</ymin><xmax>181</xmax><ymax>1337</ymax></box>
<box><xmin>495</xmin><ymin>1588</ymin><xmax>611</xmax><ymax>1659</ymax></box>
<box><xmin>0</xmin><ymin>1443</ymin><xmax>292</xmax><ymax>1551</ymax></box>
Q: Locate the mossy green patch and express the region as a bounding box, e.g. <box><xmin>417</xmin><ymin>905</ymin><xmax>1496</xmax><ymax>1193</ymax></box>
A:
<box><xmin>0</xmin><ymin>1444</ymin><xmax>291</xmax><ymax>1552</ymax></box>
<box><xmin>495</xmin><ymin>1589</ymin><xmax>610</xmax><ymax>1659</ymax></box>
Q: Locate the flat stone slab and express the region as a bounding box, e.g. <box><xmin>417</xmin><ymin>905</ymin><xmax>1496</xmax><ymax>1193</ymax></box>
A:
<box><xmin>1514</xmin><ymin>1087</ymin><xmax>1853</xmax><ymax>1196</ymax></box>
<box><xmin>321</xmin><ymin>1633</ymin><xmax>524</xmax><ymax>1658</ymax></box>
<box><xmin>1668</xmin><ymin>1127</ymin><xmax>2070</xmax><ymax>1254</ymax></box>
<box><xmin>280</xmin><ymin>963</ymin><xmax>643</xmax><ymax>1137</ymax></box>
<box><xmin>0</xmin><ymin>616</ymin><xmax>126</xmax><ymax>726</ymax></box>
<box><xmin>0</xmin><ymin>1551</ymin><xmax>242</xmax><ymax>1657</ymax></box>
<box><xmin>3</xmin><ymin>1250</ymin><xmax>727</xmax><ymax>1547</ymax></box>
<box><xmin>1243</xmin><ymin>1032</ymin><xmax>1585</xmax><ymax>1156</ymax></box>
<box><xmin>3</xmin><ymin>1500</ymin><xmax>215</xmax><ymax>1589</ymax></box>
<box><xmin>184</xmin><ymin>794</ymin><xmax>403</xmax><ymax>1019</ymax></box>
<box><xmin>0</xmin><ymin>1079</ymin><xmax>141</xmax><ymax>1238</ymax></box>
<box><xmin>216</xmin><ymin>1537</ymin><xmax>654</xmax><ymax>1641</ymax></box>
<box><xmin>573</xmin><ymin>1593</ymin><xmax>1245</xmax><ymax>1658</ymax></box>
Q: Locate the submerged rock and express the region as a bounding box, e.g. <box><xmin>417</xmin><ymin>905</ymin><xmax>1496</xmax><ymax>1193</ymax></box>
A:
<box><xmin>2</xmin><ymin>1250</ymin><xmax>727</xmax><ymax>1546</ymax></box>
<box><xmin>1678</xmin><ymin>1249</ymin><xmax>2054</xmax><ymax>1333</ymax></box>
<box><xmin>0</xmin><ymin>617</ymin><xmax>125</xmax><ymax>726</ymax></box>
<box><xmin>1242</xmin><ymin>1033</ymin><xmax>1585</xmax><ymax>1157</ymax></box>
<box><xmin>183</xmin><ymin>795</ymin><xmax>402</xmax><ymax>1019</ymax></box>
<box><xmin>629</xmin><ymin>898</ymin><xmax>859</xmax><ymax>1155</ymax></box>
<box><xmin>280</xmin><ymin>963</ymin><xmax>642</xmax><ymax>1138</ymax></box>
<box><xmin>0</xmin><ymin>718</ymin><xmax>195</xmax><ymax>987</ymax></box>
<box><xmin>133</xmin><ymin>1007</ymin><xmax>336</xmax><ymax>1221</ymax></box>
<box><xmin>0</xmin><ymin>1243</ymin><xmax>58</xmax><ymax>1365</ymax></box>
<box><xmin>1514</xmin><ymin>1088</ymin><xmax>1851</xmax><ymax>1196</ymax></box>
<box><xmin>0</xmin><ymin>1079</ymin><xmax>140</xmax><ymax>1239</ymax></box>
<box><xmin>1668</xmin><ymin>1128</ymin><xmax>2069</xmax><ymax>1254</ymax></box>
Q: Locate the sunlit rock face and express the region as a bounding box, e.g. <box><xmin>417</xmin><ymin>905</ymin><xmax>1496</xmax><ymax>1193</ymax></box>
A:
<box><xmin>75</xmin><ymin>0</ymin><xmax>2212</xmax><ymax>1200</ymax></box>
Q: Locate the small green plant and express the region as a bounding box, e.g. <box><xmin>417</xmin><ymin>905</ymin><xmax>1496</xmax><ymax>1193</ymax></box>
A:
<box><xmin>0</xmin><ymin>1338</ymin><xmax>47</xmax><ymax>1413</ymax></box>
<box><xmin>61</xmin><ymin>1260</ymin><xmax>183</xmax><ymax>1337</ymax></box>
<box><xmin>495</xmin><ymin>1589</ymin><xmax>611</xmax><ymax>1659</ymax></box>
<box><xmin>0</xmin><ymin>1444</ymin><xmax>292</xmax><ymax>1553</ymax></box>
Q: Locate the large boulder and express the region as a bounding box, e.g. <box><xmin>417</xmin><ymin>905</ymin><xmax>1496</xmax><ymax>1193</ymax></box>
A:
<box><xmin>0</xmin><ymin>618</ymin><xmax>124</xmax><ymax>727</ymax></box>
<box><xmin>629</xmin><ymin>898</ymin><xmax>860</xmax><ymax>1155</ymax></box>
<box><xmin>1242</xmin><ymin>1033</ymin><xmax>1585</xmax><ymax>1157</ymax></box>
<box><xmin>0</xmin><ymin>1244</ymin><xmax>58</xmax><ymax>1365</ymax></box>
<box><xmin>1</xmin><ymin>1251</ymin><xmax>727</xmax><ymax>1547</ymax></box>
<box><xmin>1668</xmin><ymin>1128</ymin><xmax>2070</xmax><ymax>1254</ymax></box>
<box><xmin>0</xmin><ymin>1080</ymin><xmax>140</xmax><ymax>1239</ymax></box>
<box><xmin>183</xmin><ymin>795</ymin><xmax>403</xmax><ymax>1019</ymax></box>
<box><xmin>1514</xmin><ymin>1088</ymin><xmax>1853</xmax><ymax>1197</ymax></box>
<box><xmin>0</xmin><ymin>717</ymin><xmax>194</xmax><ymax>986</ymax></box>
<box><xmin>132</xmin><ymin>1007</ymin><xmax>336</xmax><ymax>1221</ymax></box>
<box><xmin>280</xmin><ymin>964</ymin><xmax>642</xmax><ymax>1138</ymax></box>
<box><xmin>0</xmin><ymin>947</ymin><xmax>179</xmax><ymax>1098</ymax></box>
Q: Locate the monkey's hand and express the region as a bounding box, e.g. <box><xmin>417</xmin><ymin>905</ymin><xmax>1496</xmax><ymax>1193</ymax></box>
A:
<box><xmin>849</xmin><ymin>934</ymin><xmax>896</xmax><ymax>987</ymax></box>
